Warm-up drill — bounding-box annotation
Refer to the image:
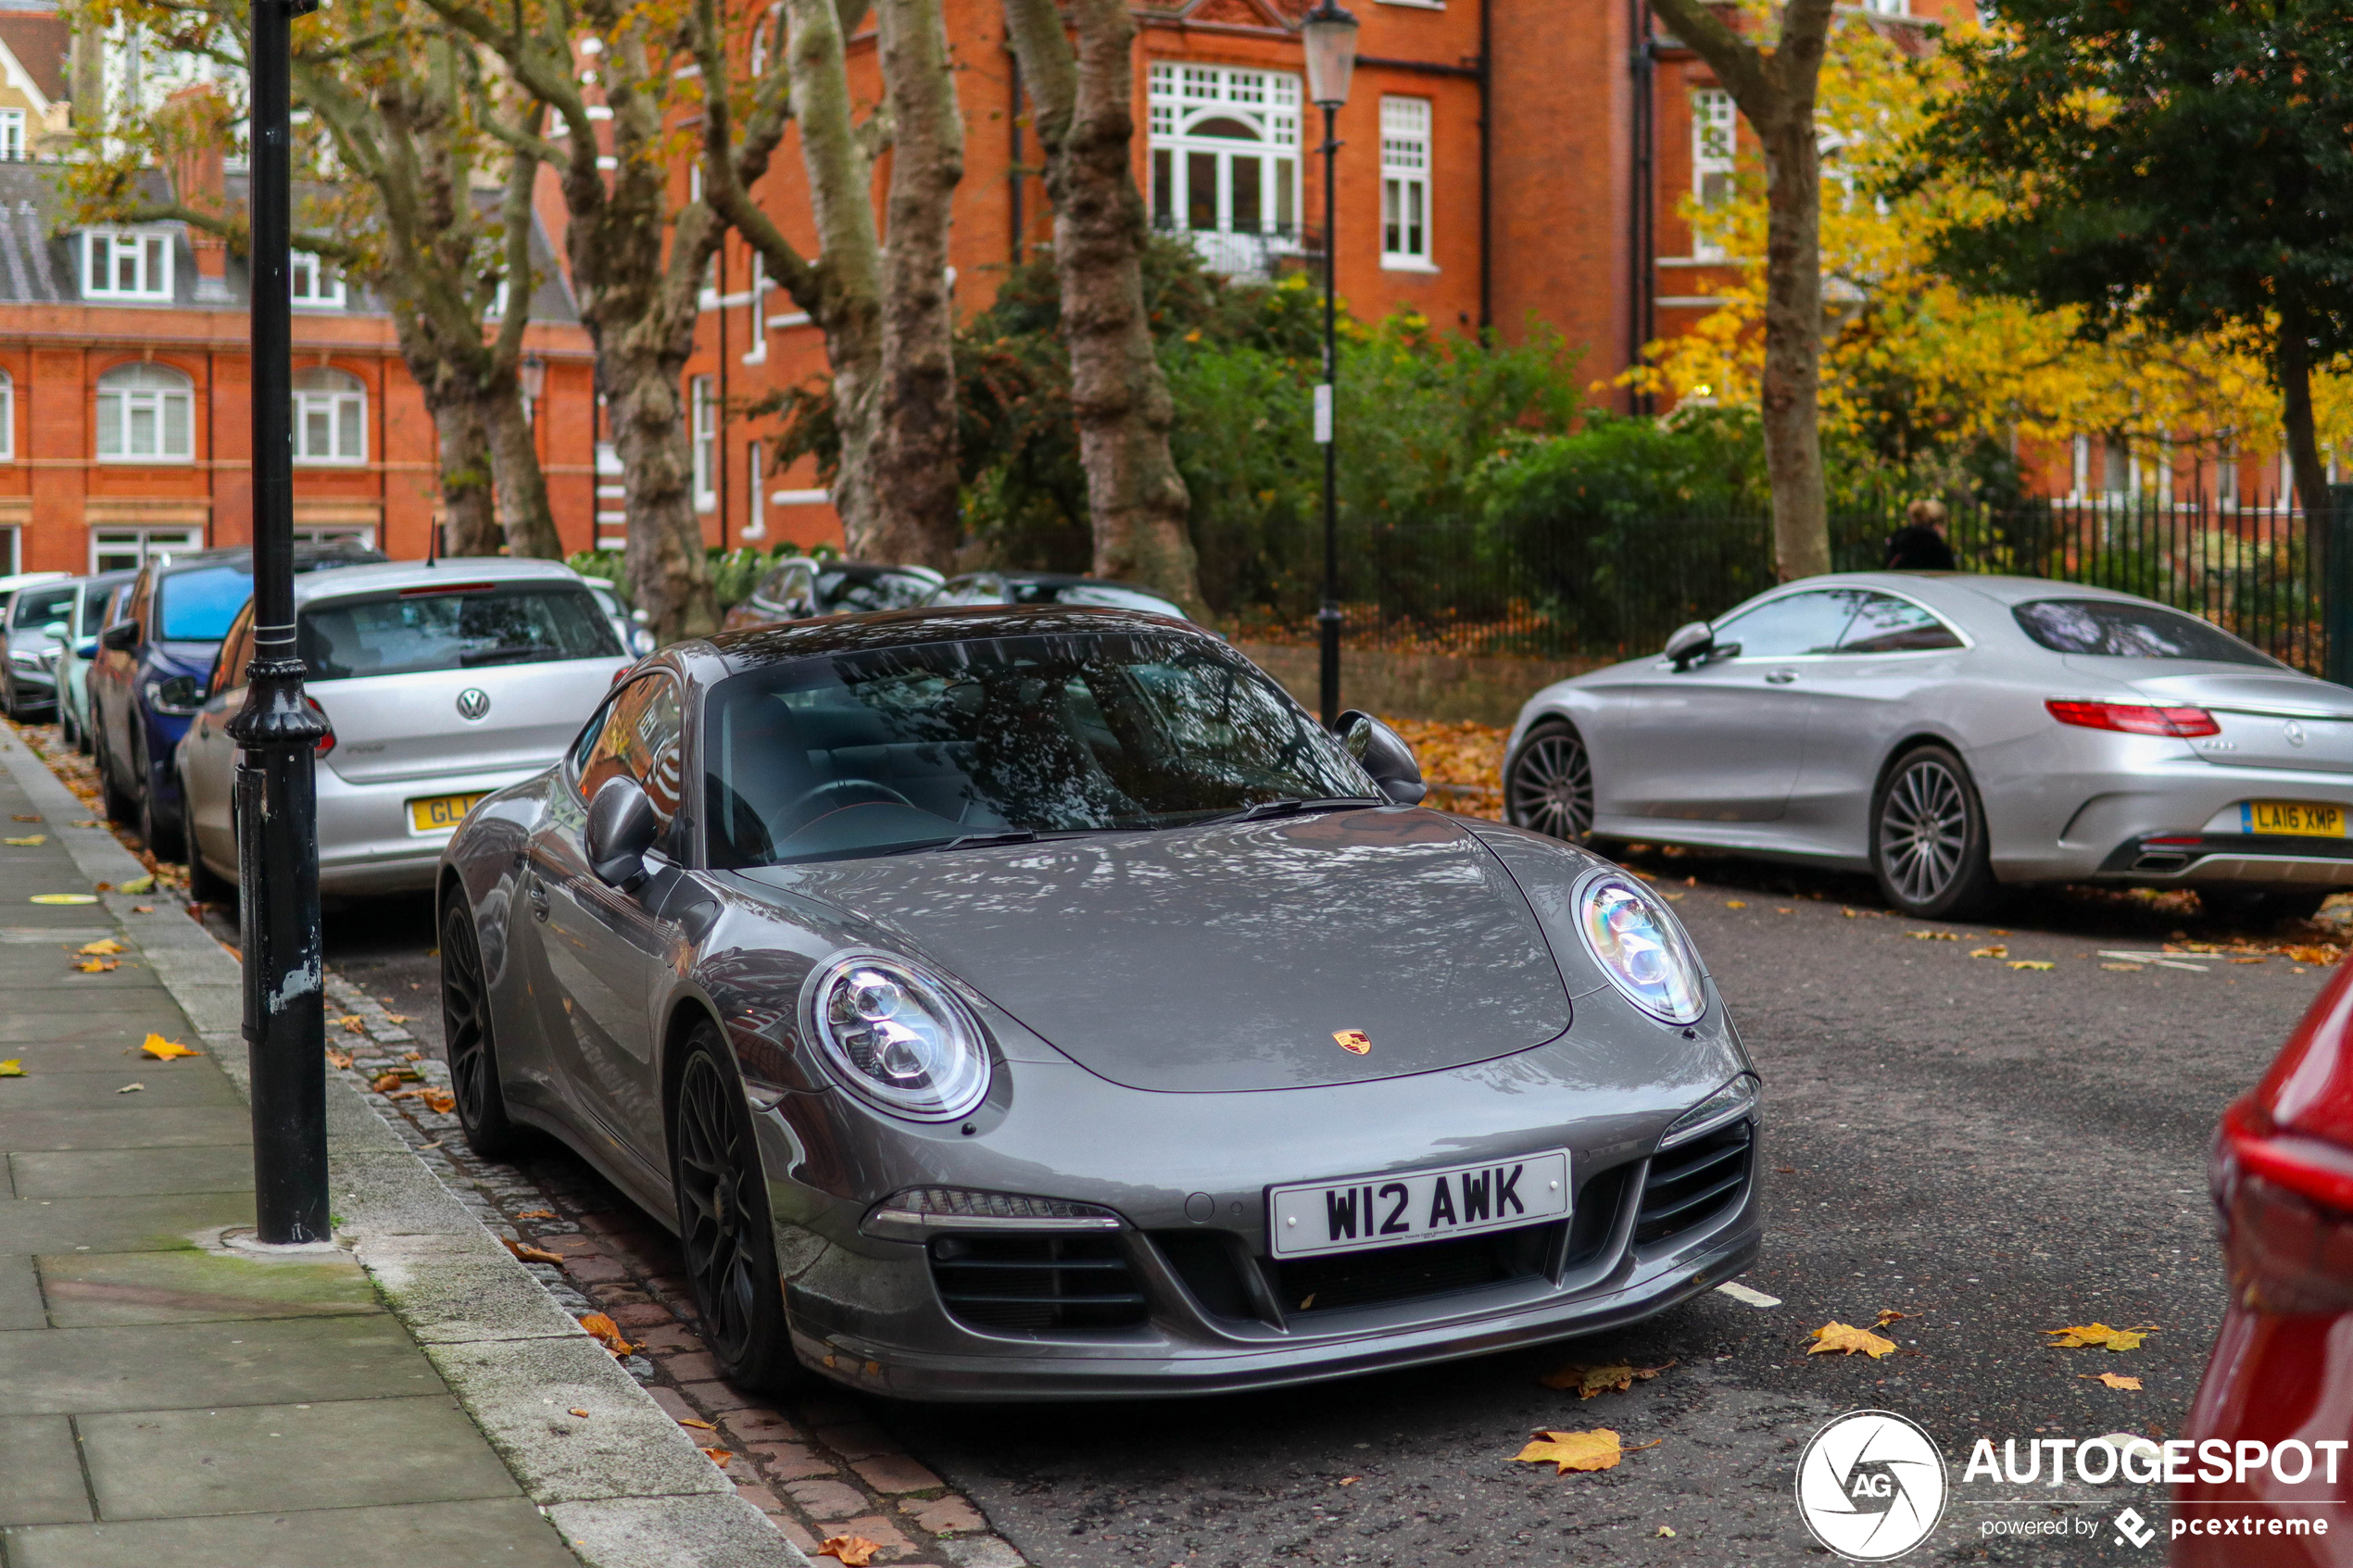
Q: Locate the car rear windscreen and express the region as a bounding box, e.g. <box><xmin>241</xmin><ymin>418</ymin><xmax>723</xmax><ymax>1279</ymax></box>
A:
<box><xmin>157</xmin><ymin>566</ymin><xmax>254</xmax><ymax>641</ymax></box>
<box><xmin>11</xmin><ymin>584</ymin><xmax>78</xmax><ymax>630</ymax></box>
<box><xmin>2012</xmin><ymin>599</ymin><xmax>2279</xmax><ymax>667</ymax></box>
<box><xmin>299</xmin><ymin>585</ymin><xmax>620</xmax><ymax>681</ymax></box>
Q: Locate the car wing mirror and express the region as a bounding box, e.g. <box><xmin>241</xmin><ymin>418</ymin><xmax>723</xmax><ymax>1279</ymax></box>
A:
<box><xmin>72</xmin><ymin>635</ymin><xmax>98</xmax><ymax>659</ymax></box>
<box><xmin>1664</xmin><ymin>621</ymin><xmax>1714</xmax><ymax>670</ymax></box>
<box><xmin>99</xmin><ymin>620</ymin><xmax>139</xmax><ymax>653</ymax></box>
<box><xmin>585</xmin><ymin>776</ymin><xmax>661</xmax><ymax>891</ymax></box>
<box><xmin>1337</xmin><ymin>709</ymin><xmax>1428</xmax><ymax>806</ymax></box>
<box><xmin>41</xmin><ymin>620</ymin><xmax>68</xmax><ymax>640</ymax></box>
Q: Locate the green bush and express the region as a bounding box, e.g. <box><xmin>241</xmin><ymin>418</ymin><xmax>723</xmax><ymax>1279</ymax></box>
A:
<box><xmin>566</xmin><ymin>542</ymin><xmax>828</xmax><ymax>614</ymax></box>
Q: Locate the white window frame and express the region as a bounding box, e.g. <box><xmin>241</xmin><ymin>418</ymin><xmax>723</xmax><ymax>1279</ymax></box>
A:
<box><xmin>1859</xmin><ymin>0</ymin><xmax>1907</xmax><ymax>13</ymax></box>
<box><xmin>691</xmin><ymin>375</ymin><xmax>717</xmax><ymax>512</ymax></box>
<box><xmin>89</xmin><ymin>527</ymin><xmax>201</xmax><ymax>573</ymax></box>
<box><xmin>1691</xmin><ymin>89</ymin><xmax>1736</xmax><ymax>261</ymax></box>
<box><xmin>1378</xmin><ymin>96</ymin><xmax>1434</xmax><ymax>270</ymax></box>
<box><xmin>0</xmin><ymin>370</ymin><xmax>14</xmax><ymax>461</ymax></box>
<box><xmin>292</xmin><ymin>368</ymin><xmax>367</xmax><ymax>465</ymax></box>
<box><xmin>1146</xmin><ymin>63</ymin><xmax>1302</xmax><ymax>278</ymax></box>
<box><xmin>82</xmin><ymin>228</ymin><xmax>175</xmax><ymax>301</ymax></box>
<box><xmin>0</xmin><ymin>110</ymin><xmax>23</xmax><ymax>161</ymax></box>
<box><xmin>290</xmin><ymin>250</ymin><xmax>346</xmax><ymax>307</ymax></box>
<box><xmin>744</xmin><ymin>253</ymin><xmax>767</xmax><ymax>364</ymax></box>
<box><xmin>745</xmin><ymin>441</ymin><xmax>766</xmax><ymax>539</ymax></box>
<box><xmin>95</xmin><ymin>362</ymin><xmax>195</xmax><ymax>462</ymax></box>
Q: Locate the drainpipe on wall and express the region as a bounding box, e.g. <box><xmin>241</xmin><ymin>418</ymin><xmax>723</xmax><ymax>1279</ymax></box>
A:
<box><xmin>1477</xmin><ymin>0</ymin><xmax>1491</xmax><ymax>334</ymax></box>
<box><xmin>1009</xmin><ymin>42</ymin><xmax>1025</xmax><ymax>267</ymax></box>
<box><xmin>1627</xmin><ymin>0</ymin><xmax>1654</xmax><ymax>415</ymax></box>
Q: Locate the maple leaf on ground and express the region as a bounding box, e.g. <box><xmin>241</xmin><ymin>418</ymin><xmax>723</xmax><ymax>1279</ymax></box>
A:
<box><xmin>2288</xmin><ymin>946</ymin><xmax>2340</xmax><ymax>965</ymax></box>
<box><xmin>1808</xmin><ymin>1322</ymin><xmax>1898</xmax><ymax>1359</ymax></box>
<box><xmin>325</xmin><ymin>1049</ymin><xmax>353</xmax><ymax>1070</ymax></box>
<box><xmin>75</xmin><ymin>958</ymin><xmax>118</xmax><ymax>972</ymax></box>
<box><xmin>577</xmin><ymin>1311</ymin><xmax>637</xmax><ymax>1356</ymax></box>
<box><xmin>1970</xmin><ymin>946</ymin><xmax>2008</xmax><ymax>959</ymax></box>
<box><xmin>2047</xmin><ymin>1323</ymin><xmax>2154</xmax><ymax>1352</ymax></box>
<box><xmin>817</xmin><ymin>1536</ymin><xmax>884</xmax><ymax>1566</ymax></box>
<box><xmin>1874</xmin><ymin>1309</ymin><xmax>1909</xmax><ymax>1328</ymax></box>
<box><xmin>2083</xmin><ymin>1373</ymin><xmax>2144</xmax><ymax>1389</ymax></box>
<box><xmin>2007</xmin><ymin>960</ymin><xmax>2056</xmax><ymax>971</ymax></box>
<box><xmin>118</xmin><ymin>874</ymin><xmax>154</xmax><ymax>894</ymax></box>
<box><xmin>140</xmin><ymin>1035</ymin><xmax>200</xmax><ymax>1060</ymax></box>
<box><xmin>78</xmin><ymin>938</ymin><xmax>123</xmax><ymax>956</ymax></box>
<box><xmin>1540</xmin><ymin>1360</ymin><xmax>1676</xmax><ymax>1399</ymax></box>
<box><xmin>699</xmin><ymin>1446</ymin><xmax>731</xmax><ymax>1468</ymax></box>
<box><xmin>1907</xmin><ymin>930</ymin><xmax>1957</xmax><ymax>940</ymax></box>
<box><xmin>504</xmin><ymin>1237</ymin><xmax>564</xmax><ymax>1265</ymax></box>
<box><xmin>0</xmin><ymin>1060</ymin><xmax>23</xmax><ymax>1077</ymax></box>
<box><xmin>1725</xmin><ymin>899</ymin><xmax>1748</xmax><ymax>909</ymax></box>
<box><xmin>420</xmin><ymin>1088</ymin><xmax>456</xmax><ymax>1114</ymax></box>
<box><xmin>517</xmin><ymin>1209</ymin><xmax>554</xmax><ymax>1220</ymax></box>
<box><xmin>1512</xmin><ymin>1428</ymin><xmax>1660</xmax><ymax>1474</ymax></box>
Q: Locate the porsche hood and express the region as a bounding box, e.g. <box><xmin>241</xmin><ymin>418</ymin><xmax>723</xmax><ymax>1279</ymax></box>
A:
<box><xmin>739</xmin><ymin>809</ymin><xmax>1574</xmax><ymax>1092</ymax></box>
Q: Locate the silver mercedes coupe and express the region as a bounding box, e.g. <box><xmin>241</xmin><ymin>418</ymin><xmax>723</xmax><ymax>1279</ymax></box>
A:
<box><xmin>438</xmin><ymin>606</ymin><xmax>1761</xmax><ymax>1399</ymax></box>
<box><xmin>1504</xmin><ymin>572</ymin><xmax>2353</xmax><ymax>921</ymax></box>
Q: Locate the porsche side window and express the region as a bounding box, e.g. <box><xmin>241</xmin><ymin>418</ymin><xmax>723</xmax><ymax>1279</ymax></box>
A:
<box><xmin>579</xmin><ymin>676</ymin><xmax>685</xmax><ymax>822</ymax></box>
<box><xmin>1835</xmin><ymin>593</ymin><xmax>1964</xmax><ymax>655</ymax></box>
<box><xmin>1711</xmin><ymin>590</ymin><xmax>1862</xmax><ymax>659</ymax></box>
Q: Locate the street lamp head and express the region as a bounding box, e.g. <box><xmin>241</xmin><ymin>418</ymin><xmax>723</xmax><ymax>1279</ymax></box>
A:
<box><xmin>520</xmin><ymin>350</ymin><xmax>546</xmax><ymax>402</ymax></box>
<box><xmin>1302</xmin><ymin>0</ymin><xmax>1360</xmax><ymax>109</ymax></box>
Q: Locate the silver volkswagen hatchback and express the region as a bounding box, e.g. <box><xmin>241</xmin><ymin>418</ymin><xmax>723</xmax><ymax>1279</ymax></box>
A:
<box><xmin>177</xmin><ymin>558</ymin><xmax>633</xmax><ymax>897</ymax></box>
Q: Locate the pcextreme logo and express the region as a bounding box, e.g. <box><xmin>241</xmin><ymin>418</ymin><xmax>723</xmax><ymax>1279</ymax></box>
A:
<box><xmin>1794</xmin><ymin>1410</ymin><xmax>1949</xmax><ymax>1562</ymax></box>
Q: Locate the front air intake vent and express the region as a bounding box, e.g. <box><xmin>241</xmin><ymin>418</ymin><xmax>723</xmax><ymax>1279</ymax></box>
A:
<box><xmin>928</xmin><ymin>1233</ymin><xmax>1147</xmax><ymax>1333</ymax></box>
<box><xmin>1634</xmin><ymin>1121</ymin><xmax>1752</xmax><ymax>1246</ymax></box>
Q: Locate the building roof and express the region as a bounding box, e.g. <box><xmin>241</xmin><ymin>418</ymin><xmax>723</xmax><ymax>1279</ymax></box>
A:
<box><xmin>0</xmin><ymin>159</ymin><xmax>578</xmax><ymax>323</ymax></box>
<box><xmin>0</xmin><ymin>12</ymin><xmax>65</xmax><ymax>104</ymax></box>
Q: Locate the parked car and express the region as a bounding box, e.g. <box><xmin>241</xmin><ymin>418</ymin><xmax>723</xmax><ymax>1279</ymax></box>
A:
<box><xmin>585</xmin><ymin>577</ymin><xmax>657</xmax><ymax>658</ymax></box>
<box><xmin>2177</xmin><ymin>956</ymin><xmax>2353</xmax><ymax>1562</ymax></box>
<box><xmin>1</xmin><ymin>574</ymin><xmax>82</xmax><ymax>719</ymax></box>
<box><xmin>927</xmin><ymin>571</ymin><xmax>1190</xmax><ymax>622</ymax></box>
<box><xmin>721</xmin><ymin>558</ymin><xmax>944</xmax><ymax>632</ymax></box>
<box><xmin>89</xmin><ymin>542</ymin><xmax>384</xmax><ymax>855</ymax></box>
<box><xmin>1504</xmin><ymin>573</ymin><xmax>2353</xmax><ymax>921</ymax></box>
<box><xmin>44</xmin><ymin>572</ymin><xmax>138</xmax><ymax>749</ymax></box>
<box><xmin>437</xmin><ymin>603</ymin><xmax>1760</xmax><ymax>1396</ymax></box>
<box><xmin>177</xmin><ymin>558</ymin><xmax>632</xmax><ymax>900</ymax></box>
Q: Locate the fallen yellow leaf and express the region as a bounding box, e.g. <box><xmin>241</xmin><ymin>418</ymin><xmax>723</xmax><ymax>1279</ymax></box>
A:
<box><xmin>1842</xmin><ymin>908</ymin><xmax>1860</xmax><ymax>918</ymax></box>
<box><xmin>2047</xmin><ymin>1323</ymin><xmax>2154</xmax><ymax>1352</ymax></box>
<box><xmin>141</xmin><ymin>1035</ymin><xmax>200</xmax><ymax>1060</ymax></box>
<box><xmin>699</xmin><ymin>1446</ymin><xmax>731</xmax><ymax>1468</ymax></box>
<box><xmin>504</xmin><ymin>1238</ymin><xmax>564</xmax><ymax>1265</ymax></box>
<box><xmin>1724</xmin><ymin>900</ymin><xmax>1747</xmax><ymax>909</ymax></box>
<box><xmin>577</xmin><ymin>1311</ymin><xmax>637</xmax><ymax>1357</ymax></box>
<box><xmin>118</xmin><ymin>874</ymin><xmax>154</xmax><ymax>894</ymax></box>
<box><xmin>1908</xmin><ymin>930</ymin><xmax>1957</xmax><ymax>941</ymax></box>
<box><xmin>817</xmin><ymin>1535</ymin><xmax>883</xmax><ymax>1566</ymax></box>
<box><xmin>2083</xmin><ymin>1373</ymin><xmax>2143</xmax><ymax>1390</ymax></box>
<box><xmin>517</xmin><ymin>1209</ymin><xmax>555</xmax><ymax>1220</ymax></box>
<box><xmin>77</xmin><ymin>938</ymin><xmax>122</xmax><ymax>956</ymax></box>
<box><xmin>568</xmin><ymin>1408</ymin><xmax>591</xmax><ymax>1418</ymax></box>
<box><xmin>1874</xmin><ymin>1309</ymin><xmax>1909</xmax><ymax>1328</ymax></box>
<box><xmin>2007</xmin><ymin>960</ymin><xmax>2056</xmax><ymax>971</ymax></box>
<box><xmin>1657</xmin><ymin>1524</ymin><xmax>1678</xmax><ymax>1537</ymax></box>
<box><xmin>325</xmin><ymin>1048</ymin><xmax>353</xmax><ymax>1070</ymax></box>
<box><xmin>0</xmin><ymin>1060</ymin><xmax>23</xmax><ymax>1077</ymax></box>
<box><xmin>1539</xmin><ymin>1360</ymin><xmax>1675</xmax><ymax>1399</ymax></box>
<box><xmin>1338</xmin><ymin>1475</ymin><xmax>1359</xmax><ymax>1485</ymax></box>
<box><xmin>1808</xmin><ymin>1322</ymin><xmax>1899</xmax><ymax>1359</ymax></box>
<box><xmin>2287</xmin><ymin>946</ymin><xmax>2340</xmax><ymax>965</ymax></box>
<box><xmin>1970</xmin><ymin>946</ymin><xmax>2008</xmax><ymax>959</ymax></box>
<box><xmin>75</xmin><ymin>958</ymin><xmax>118</xmax><ymax>972</ymax></box>
<box><xmin>677</xmin><ymin>1417</ymin><xmax>715</xmax><ymax>1430</ymax></box>
<box><xmin>1513</xmin><ymin>1428</ymin><xmax>1657</xmax><ymax>1474</ymax></box>
<box><xmin>420</xmin><ymin>1088</ymin><xmax>456</xmax><ymax>1114</ymax></box>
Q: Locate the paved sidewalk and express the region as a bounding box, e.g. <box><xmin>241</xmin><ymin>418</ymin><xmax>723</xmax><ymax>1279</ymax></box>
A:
<box><xmin>0</xmin><ymin>728</ymin><xmax>803</xmax><ymax>1568</ymax></box>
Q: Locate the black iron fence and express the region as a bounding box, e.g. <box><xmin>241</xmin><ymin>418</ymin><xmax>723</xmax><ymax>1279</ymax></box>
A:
<box><xmin>1221</xmin><ymin>490</ymin><xmax>2353</xmax><ymax>677</ymax></box>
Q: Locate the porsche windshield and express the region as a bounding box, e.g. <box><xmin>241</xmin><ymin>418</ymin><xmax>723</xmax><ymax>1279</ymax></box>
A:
<box><xmin>703</xmin><ymin>632</ymin><xmax>1379</xmax><ymax>865</ymax></box>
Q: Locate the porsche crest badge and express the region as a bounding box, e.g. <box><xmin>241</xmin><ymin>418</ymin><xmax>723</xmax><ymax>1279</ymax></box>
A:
<box><xmin>1332</xmin><ymin>1029</ymin><xmax>1372</xmax><ymax>1056</ymax></box>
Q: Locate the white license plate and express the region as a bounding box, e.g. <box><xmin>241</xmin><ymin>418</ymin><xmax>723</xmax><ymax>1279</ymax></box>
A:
<box><xmin>1268</xmin><ymin>1151</ymin><xmax>1570</xmax><ymax>1259</ymax></box>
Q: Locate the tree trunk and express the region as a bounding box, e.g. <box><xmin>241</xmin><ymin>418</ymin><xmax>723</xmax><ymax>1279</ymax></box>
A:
<box><xmin>1645</xmin><ymin>0</ymin><xmax>1836</xmax><ymax>582</ymax></box>
<box><xmin>1756</xmin><ymin>106</ymin><xmax>1830</xmax><ymax>580</ymax></box>
<box><xmin>1001</xmin><ymin>0</ymin><xmax>1202</xmax><ymax>614</ymax></box>
<box><xmin>437</xmin><ymin>397</ymin><xmax>500</xmax><ymax>556</ymax></box>
<box><xmin>2277</xmin><ymin>301</ymin><xmax>2329</xmax><ymax>521</ymax></box>
<box><xmin>866</xmin><ymin>0</ymin><xmax>964</xmax><ymax>568</ymax></box>
<box><xmin>607</xmin><ymin>342</ymin><xmax>717</xmax><ymax>633</ymax></box>
<box><xmin>485</xmin><ymin>382</ymin><xmax>565</xmax><ymax>559</ymax></box>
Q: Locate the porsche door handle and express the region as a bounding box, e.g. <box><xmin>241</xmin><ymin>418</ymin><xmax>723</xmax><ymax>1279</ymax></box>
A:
<box><xmin>1763</xmin><ymin>669</ymin><xmax>1798</xmax><ymax>684</ymax></box>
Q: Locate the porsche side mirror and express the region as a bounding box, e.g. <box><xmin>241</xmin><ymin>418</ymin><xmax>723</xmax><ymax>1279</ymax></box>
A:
<box><xmin>99</xmin><ymin>620</ymin><xmax>139</xmax><ymax>653</ymax></box>
<box><xmin>1664</xmin><ymin>621</ymin><xmax>1713</xmax><ymax>670</ymax></box>
<box><xmin>586</xmin><ymin>776</ymin><xmax>661</xmax><ymax>891</ymax></box>
<box><xmin>1338</xmin><ymin>709</ymin><xmax>1428</xmax><ymax>806</ymax></box>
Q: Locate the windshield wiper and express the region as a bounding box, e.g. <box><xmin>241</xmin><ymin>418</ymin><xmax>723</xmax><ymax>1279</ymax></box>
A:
<box><xmin>1205</xmin><ymin>796</ymin><xmax>1385</xmax><ymax>825</ymax></box>
<box><xmin>871</xmin><ymin>829</ymin><xmax>1042</xmax><ymax>858</ymax></box>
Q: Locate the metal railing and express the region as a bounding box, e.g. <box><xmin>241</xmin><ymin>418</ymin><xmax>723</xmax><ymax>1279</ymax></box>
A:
<box><xmin>1216</xmin><ymin>492</ymin><xmax>2340</xmax><ymax>674</ymax></box>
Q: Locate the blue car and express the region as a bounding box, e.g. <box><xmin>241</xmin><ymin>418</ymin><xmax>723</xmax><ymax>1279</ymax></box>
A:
<box><xmin>90</xmin><ymin>542</ymin><xmax>383</xmax><ymax>855</ymax></box>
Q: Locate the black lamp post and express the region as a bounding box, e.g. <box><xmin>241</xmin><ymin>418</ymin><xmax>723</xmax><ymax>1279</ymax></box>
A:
<box><xmin>229</xmin><ymin>0</ymin><xmax>331</xmax><ymax>1245</ymax></box>
<box><xmin>1302</xmin><ymin>0</ymin><xmax>1358</xmax><ymax>730</ymax></box>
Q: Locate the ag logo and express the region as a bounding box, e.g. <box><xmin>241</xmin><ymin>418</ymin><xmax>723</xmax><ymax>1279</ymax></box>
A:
<box><xmin>1331</xmin><ymin>1029</ymin><xmax>1372</xmax><ymax>1055</ymax></box>
<box><xmin>455</xmin><ymin>687</ymin><xmax>492</xmax><ymax>721</ymax></box>
<box><xmin>1794</xmin><ymin>1410</ymin><xmax>1947</xmax><ymax>1561</ymax></box>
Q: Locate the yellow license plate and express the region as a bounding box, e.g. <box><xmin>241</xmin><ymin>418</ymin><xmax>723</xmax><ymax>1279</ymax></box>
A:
<box><xmin>2245</xmin><ymin>800</ymin><xmax>2346</xmax><ymax>837</ymax></box>
<box><xmin>409</xmin><ymin>794</ymin><xmax>487</xmax><ymax>834</ymax></box>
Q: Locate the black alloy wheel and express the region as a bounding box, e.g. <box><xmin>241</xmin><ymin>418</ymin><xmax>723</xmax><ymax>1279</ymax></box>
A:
<box><xmin>440</xmin><ymin>899</ymin><xmax>522</xmax><ymax>1159</ymax></box>
<box><xmin>1871</xmin><ymin>743</ymin><xmax>1999</xmax><ymax>919</ymax></box>
<box><xmin>1506</xmin><ymin>721</ymin><xmax>1595</xmax><ymax>844</ymax></box>
<box><xmin>670</xmin><ymin>1028</ymin><xmax>802</xmax><ymax>1391</ymax></box>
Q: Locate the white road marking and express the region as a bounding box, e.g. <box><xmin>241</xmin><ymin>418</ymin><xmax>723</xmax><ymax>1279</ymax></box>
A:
<box><xmin>2098</xmin><ymin>949</ymin><xmax>2223</xmax><ymax>971</ymax></box>
<box><xmin>1716</xmin><ymin>1281</ymin><xmax>1781</xmax><ymax>1309</ymax></box>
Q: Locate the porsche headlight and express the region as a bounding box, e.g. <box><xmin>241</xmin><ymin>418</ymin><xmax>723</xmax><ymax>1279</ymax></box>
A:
<box><xmin>1576</xmin><ymin>873</ymin><xmax>1706</xmax><ymax>1025</ymax></box>
<box><xmin>802</xmin><ymin>952</ymin><xmax>990</xmax><ymax>1121</ymax></box>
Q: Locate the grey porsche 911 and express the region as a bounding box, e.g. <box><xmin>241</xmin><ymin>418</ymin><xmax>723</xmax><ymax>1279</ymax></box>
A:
<box><xmin>437</xmin><ymin>606</ymin><xmax>1761</xmax><ymax>1399</ymax></box>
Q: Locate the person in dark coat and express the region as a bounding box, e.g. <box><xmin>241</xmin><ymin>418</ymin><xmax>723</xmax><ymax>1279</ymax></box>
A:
<box><xmin>1885</xmin><ymin>498</ymin><xmax>1957</xmax><ymax>571</ymax></box>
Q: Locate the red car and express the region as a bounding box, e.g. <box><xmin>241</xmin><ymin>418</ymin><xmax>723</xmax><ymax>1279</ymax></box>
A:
<box><xmin>2179</xmin><ymin>959</ymin><xmax>2353</xmax><ymax>1564</ymax></box>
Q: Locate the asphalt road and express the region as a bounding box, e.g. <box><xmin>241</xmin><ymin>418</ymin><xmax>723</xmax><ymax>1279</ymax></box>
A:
<box><xmin>251</xmin><ymin>836</ymin><xmax>2323</xmax><ymax>1567</ymax></box>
